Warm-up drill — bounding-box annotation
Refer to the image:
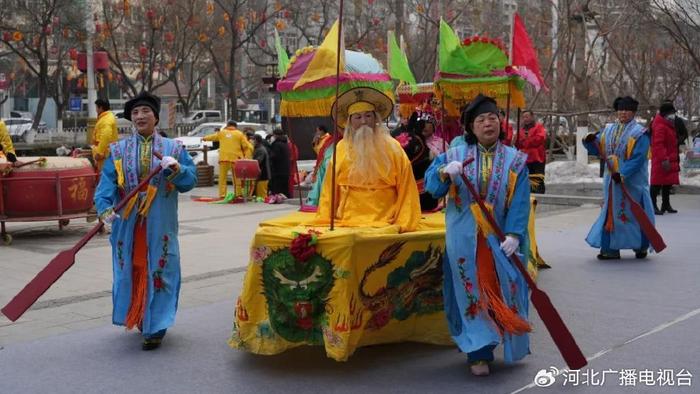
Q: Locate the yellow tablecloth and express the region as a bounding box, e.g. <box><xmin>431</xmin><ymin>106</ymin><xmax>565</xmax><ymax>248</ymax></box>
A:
<box><xmin>230</xmin><ymin>207</ymin><xmax>541</xmax><ymax>361</ymax></box>
<box><xmin>230</xmin><ymin>212</ymin><xmax>454</xmax><ymax>361</ymax></box>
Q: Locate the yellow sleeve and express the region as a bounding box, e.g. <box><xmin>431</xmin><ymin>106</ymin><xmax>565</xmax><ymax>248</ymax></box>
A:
<box><xmin>392</xmin><ymin>141</ymin><xmax>421</xmax><ymax>232</ymax></box>
<box><xmin>202</xmin><ymin>132</ymin><xmax>219</xmax><ymax>142</ymax></box>
<box><xmin>242</xmin><ymin>137</ymin><xmax>254</xmax><ymax>159</ymax></box>
<box><xmin>94</xmin><ymin>119</ymin><xmax>115</xmax><ymax>158</ymax></box>
<box><xmin>0</xmin><ymin>122</ymin><xmax>15</xmax><ymax>155</ymax></box>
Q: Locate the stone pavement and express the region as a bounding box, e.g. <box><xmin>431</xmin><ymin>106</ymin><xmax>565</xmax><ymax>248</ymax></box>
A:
<box><xmin>1</xmin><ymin>191</ymin><xmax>698</xmax><ymax>393</ymax></box>
<box><xmin>0</xmin><ymin>186</ymin><xmax>296</xmax><ymax>344</ymax></box>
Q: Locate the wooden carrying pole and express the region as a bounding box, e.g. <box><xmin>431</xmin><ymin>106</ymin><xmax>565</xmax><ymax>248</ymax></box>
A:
<box><xmin>458</xmin><ymin>157</ymin><xmax>587</xmax><ymax>370</ymax></box>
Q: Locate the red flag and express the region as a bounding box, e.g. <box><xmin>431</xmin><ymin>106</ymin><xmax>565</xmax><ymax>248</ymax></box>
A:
<box><xmin>512</xmin><ymin>13</ymin><xmax>548</xmax><ymax>91</ymax></box>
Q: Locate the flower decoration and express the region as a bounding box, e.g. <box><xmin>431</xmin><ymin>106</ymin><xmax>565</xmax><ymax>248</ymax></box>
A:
<box><xmin>289</xmin><ymin>230</ymin><xmax>321</xmax><ymax>262</ymax></box>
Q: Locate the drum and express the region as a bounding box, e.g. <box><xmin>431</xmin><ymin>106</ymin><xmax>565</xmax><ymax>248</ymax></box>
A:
<box><xmin>0</xmin><ymin>157</ymin><xmax>96</xmax><ymax>218</ymax></box>
<box><xmin>234</xmin><ymin>159</ymin><xmax>261</xmax><ymax>180</ymax></box>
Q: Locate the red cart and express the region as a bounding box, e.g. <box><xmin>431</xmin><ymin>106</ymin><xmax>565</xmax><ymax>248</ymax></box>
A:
<box><xmin>0</xmin><ymin>157</ymin><xmax>97</xmax><ymax>245</ymax></box>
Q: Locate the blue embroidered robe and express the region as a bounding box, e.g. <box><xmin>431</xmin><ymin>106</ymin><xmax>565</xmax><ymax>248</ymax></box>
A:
<box><xmin>583</xmin><ymin>120</ymin><xmax>654</xmax><ymax>251</ymax></box>
<box><xmin>306</xmin><ymin>144</ymin><xmax>334</xmax><ymax>207</ymax></box>
<box><xmin>425</xmin><ymin>142</ymin><xmax>531</xmax><ymax>362</ymax></box>
<box><xmin>94</xmin><ymin>132</ymin><xmax>197</xmax><ymax>335</ymax></box>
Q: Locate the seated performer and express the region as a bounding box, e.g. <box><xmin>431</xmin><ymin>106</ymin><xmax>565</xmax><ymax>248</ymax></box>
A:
<box><xmin>315</xmin><ymin>87</ymin><xmax>421</xmax><ymax>232</ymax></box>
<box><xmin>425</xmin><ymin>94</ymin><xmax>532</xmax><ymax>376</ymax></box>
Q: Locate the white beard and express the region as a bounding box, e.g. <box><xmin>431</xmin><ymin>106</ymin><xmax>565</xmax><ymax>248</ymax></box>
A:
<box><xmin>345</xmin><ymin>122</ymin><xmax>395</xmax><ymax>185</ymax></box>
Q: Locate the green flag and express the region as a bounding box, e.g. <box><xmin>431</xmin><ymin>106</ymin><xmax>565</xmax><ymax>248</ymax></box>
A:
<box><xmin>274</xmin><ymin>29</ymin><xmax>290</xmax><ymax>77</ymax></box>
<box><xmin>438</xmin><ymin>19</ymin><xmax>487</xmax><ymax>76</ymax></box>
<box><xmin>388</xmin><ymin>32</ymin><xmax>417</xmax><ymax>85</ymax></box>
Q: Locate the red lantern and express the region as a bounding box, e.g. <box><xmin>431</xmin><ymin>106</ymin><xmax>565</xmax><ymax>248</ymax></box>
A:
<box><xmin>146</xmin><ymin>9</ymin><xmax>155</xmax><ymax>20</ymax></box>
<box><xmin>139</xmin><ymin>45</ymin><xmax>148</xmax><ymax>57</ymax></box>
<box><xmin>94</xmin><ymin>51</ymin><xmax>109</xmax><ymax>71</ymax></box>
<box><xmin>69</xmin><ymin>47</ymin><xmax>78</xmax><ymax>60</ymax></box>
<box><xmin>164</xmin><ymin>32</ymin><xmax>174</xmax><ymax>42</ymax></box>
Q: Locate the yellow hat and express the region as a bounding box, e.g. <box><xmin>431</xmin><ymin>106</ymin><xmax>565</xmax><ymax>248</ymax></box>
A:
<box><xmin>331</xmin><ymin>87</ymin><xmax>394</xmax><ymax>128</ymax></box>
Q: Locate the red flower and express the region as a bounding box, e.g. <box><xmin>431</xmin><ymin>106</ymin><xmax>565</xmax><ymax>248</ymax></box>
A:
<box><xmin>158</xmin><ymin>258</ymin><xmax>166</xmax><ymax>268</ymax></box>
<box><xmin>467</xmin><ymin>302</ymin><xmax>478</xmax><ymax>317</ymax></box>
<box><xmin>290</xmin><ymin>233</ymin><xmax>316</xmax><ymax>262</ymax></box>
<box><xmin>395</xmin><ymin>132</ymin><xmax>411</xmax><ymax>148</ymax></box>
<box><xmin>153</xmin><ymin>276</ymin><xmax>164</xmax><ymax>289</ymax></box>
<box><xmin>465</xmin><ymin>280</ymin><xmax>473</xmax><ymax>293</ymax></box>
<box><xmin>163</xmin><ymin>235</ymin><xmax>169</xmax><ymax>242</ymax></box>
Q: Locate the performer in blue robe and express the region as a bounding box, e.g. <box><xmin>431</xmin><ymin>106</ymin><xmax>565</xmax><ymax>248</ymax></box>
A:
<box><xmin>583</xmin><ymin>96</ymin><xmax>654</xmax><ymax>260</ymax></box>
<box><xmin>306</xmin><ymin>143</ymin><xmax>334</xmax><ymax>207</ymax></box>
<box><xmin>425</xmin><ymin>95</ymin><xmax>532</xmax><ymax>376</ymax></box>
<box><xmin>94</xmin><ymin>92</ymin><xmax>197</xmax><ymax>350</ymax></box>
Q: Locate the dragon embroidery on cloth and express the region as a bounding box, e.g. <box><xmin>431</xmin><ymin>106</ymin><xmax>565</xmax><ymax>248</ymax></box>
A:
<box><xmin>261</xmin><ymin>248</ymin><xmax>334</xmax><ymax>344</ymax></box>
<box><xmin>359</xmin><ymin>242</ymin><xmax>444</xmax><ymax>330</ymax></box>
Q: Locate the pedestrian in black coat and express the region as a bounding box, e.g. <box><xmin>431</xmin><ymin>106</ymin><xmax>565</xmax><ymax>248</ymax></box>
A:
<box><xmin>268</xmin><ymin>128</ymin><xmax>291</xmax><ymax>196</ymax></box>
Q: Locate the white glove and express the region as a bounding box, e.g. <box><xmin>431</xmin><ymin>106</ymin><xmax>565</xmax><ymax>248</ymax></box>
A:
<box><xmin>500</xmin><ymin>235</ymin><xmax>520</xmax><ymax>257</ymax></box>
<box><xmin>442</xmin><ymin>161</ymin><xmax>464</xmax><ymax>178</ymax></box>
<box><xmin>160</xmin><ymin>155</ymin><xmax>179</xmax><ymax>170</ymax></box>
<box><xmin>101</xmin><ymin>209</ymin><xmax>120</xmax><ymax>224</ymax></box>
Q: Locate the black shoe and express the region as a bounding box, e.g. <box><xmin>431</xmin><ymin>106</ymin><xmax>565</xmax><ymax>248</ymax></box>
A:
<box><xmin>634</xmin><ymin>250</ymin><xmax>648</xmax><ymax>259</ymax></box>
<box><xmin>142</xmin><ymin>337</ymin><xmax>162</xmax><ymax>351</ymax></box>
<box><xmin>663</xmin><ymin>206</ymin><xmax>678</xmax><ymax>214</ymax></box>
<box><xmin>654</xmin><ymin>207</ymin><xmax>664</xmax><ymax>215</ymax></box>
<box><xmin>597</xmin><ymin>252</ymin><xmax>621</xmax><ymax>260</ymax></box>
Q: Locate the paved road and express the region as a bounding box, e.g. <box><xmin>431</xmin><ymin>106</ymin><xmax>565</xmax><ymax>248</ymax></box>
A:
<box><xmin>1</xmin><ymin>190</ymin><xmax>698</xmax><ymax>393</ymax></box>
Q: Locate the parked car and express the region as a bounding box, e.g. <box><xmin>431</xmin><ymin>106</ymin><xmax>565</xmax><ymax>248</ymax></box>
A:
<box><xmin>8</xmin><ymin>110</ymin><xmax>33</xmax><ymax>119</ymax></box>
<box><xmin>181</xmin><ymin>110</ymin><xmax>222</xmax><ymax>124</ymax></box>
<box><xmin>175</xmin><ymin>122</ymin><xmax>224</xmax><ymax>154</ymax></box>
<box><xmin>2</xmin><ymin>118</ymin><xmax>48</xmax><ymax>142</ymax></box>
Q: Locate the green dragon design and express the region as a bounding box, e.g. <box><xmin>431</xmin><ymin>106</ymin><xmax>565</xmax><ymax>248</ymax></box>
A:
<box><xmin>261</xmin><ymin>248</ymin><xmax>334</xmax><ymax>343</ymax></box>
<box><xmin>359</xmin><ymin>242</ymin><xmax>444</xmax><ymax>330</ymax></box>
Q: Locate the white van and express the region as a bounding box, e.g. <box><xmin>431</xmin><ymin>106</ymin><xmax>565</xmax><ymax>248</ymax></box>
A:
<box><xmin>181</xmin><ymin>110</ymin><xmax>222</xmax><ymax>124</ymax></box>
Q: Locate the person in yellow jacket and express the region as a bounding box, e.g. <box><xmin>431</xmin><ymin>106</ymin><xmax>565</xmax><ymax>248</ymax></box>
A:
<box><xmin>0</xmin><ymin>119</ymin><xmax>18</xmax><ymax>163</ymax></box>
<box><xmin>92</xmin><ymin>99</ymin><xmax>119</xmax><ymax>172</ymax></box>
<box><xmin>203</xmin><ymin>120</ymin><xmax>254</xmax><ymax>198</ymax></box>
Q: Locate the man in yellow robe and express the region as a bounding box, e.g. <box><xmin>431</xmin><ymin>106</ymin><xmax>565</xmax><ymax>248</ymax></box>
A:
<box><xmin>0</xmin><ymin>119</ymin><xmax>18</xmax><ymax>163</ymax></box>
<box><xmin>315</xmin><ymin>87</ymin><xmax>421</xmax><ymax>233</ymax></box>
<box><xmin>91</xmin><ymin>99</ymin><xmax>119</xmax><ymax>172</ymax></box>
<box><xmin>203</xmin><ymin>120</ymin><xmax>254</xmax><ymax>198</ymax></box>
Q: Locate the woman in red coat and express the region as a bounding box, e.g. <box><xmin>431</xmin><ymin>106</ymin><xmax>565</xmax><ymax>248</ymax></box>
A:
<box><xmin>650</xmin><ymin>101</ymin><xmax>680</xmax><ymax>214</ymax></box>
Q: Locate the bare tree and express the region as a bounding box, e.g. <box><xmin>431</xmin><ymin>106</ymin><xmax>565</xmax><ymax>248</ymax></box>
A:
<box><xmin>0</xmin><ymin>0</ymin><xmax>82</xmax><ymax>129</ymax></box>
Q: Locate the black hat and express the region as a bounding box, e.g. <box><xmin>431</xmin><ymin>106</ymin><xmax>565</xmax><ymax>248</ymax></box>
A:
<box><xmin>94</xmin><ymin>98</ymin><xmax>110</xmax><ymax>110</ymax></box>
<box><xmin>460</xmin><ymin>94</ymin><xmax>499</xmax><ymax>131</ymax></box>
<box><xmin>124</xmin><ymin>91</ymin><xmax>161</xmax><ymax>122</ymax></box>
<box><xmin>612</xmin><ymin>96</ymin><xmax>639</xmax><ymax>111</ymax></box>
<box><xmin>659</xmin><ymin>100</ymin><xmax>676</xmax><ymax>116</ymax></box>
